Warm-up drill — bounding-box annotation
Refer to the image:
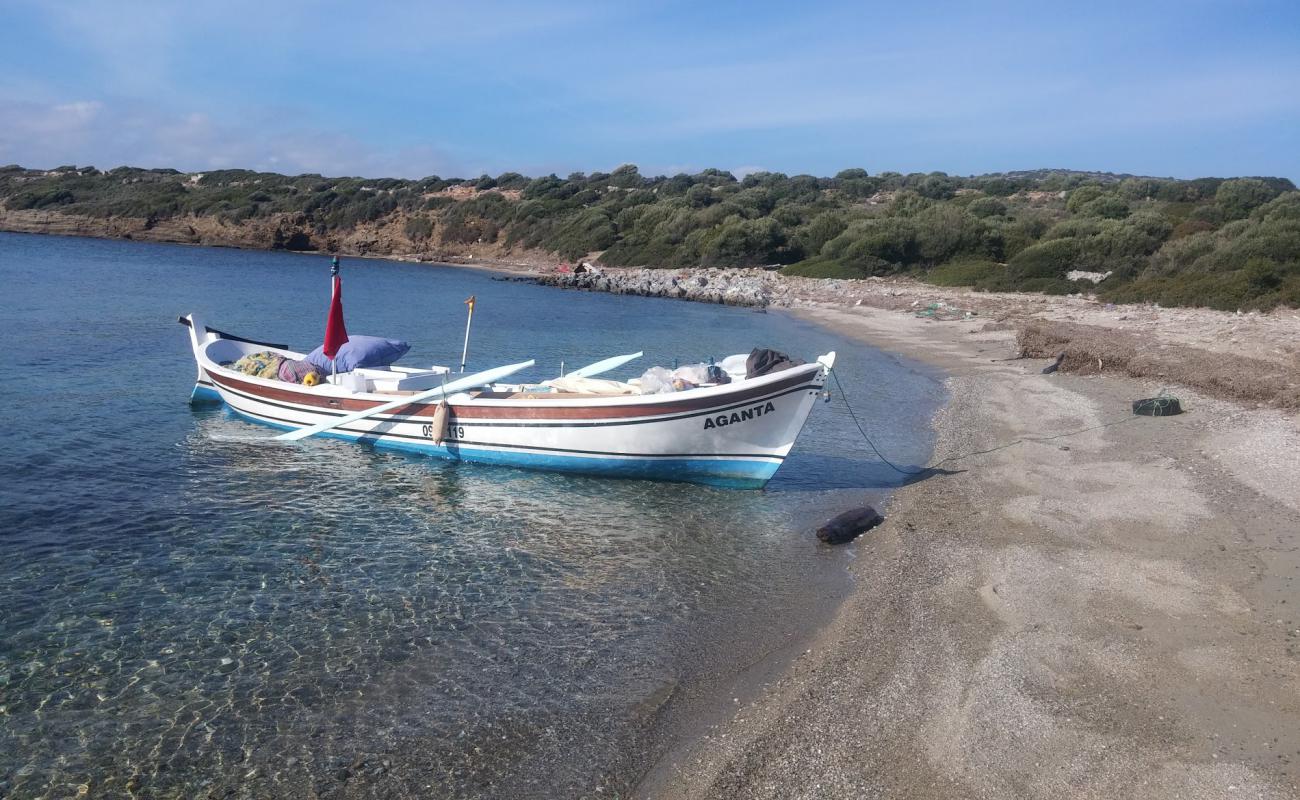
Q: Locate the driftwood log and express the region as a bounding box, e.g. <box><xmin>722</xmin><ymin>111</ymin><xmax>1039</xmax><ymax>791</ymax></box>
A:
<box><xmin>816</xmin><ymin>506</ymin><xmax>884</xmax><ymax>545</ymax></box>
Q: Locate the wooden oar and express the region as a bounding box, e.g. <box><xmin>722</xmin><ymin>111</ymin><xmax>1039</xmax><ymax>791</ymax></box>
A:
<box><xmin>565</xmin><ymin>351</ymin><xmax>643</xmax><ymax>379</ymax></box>
<box><xmin>277</xmin><ymin>359</ymin><xmax>535</xmax><ymax>442</ymax></box>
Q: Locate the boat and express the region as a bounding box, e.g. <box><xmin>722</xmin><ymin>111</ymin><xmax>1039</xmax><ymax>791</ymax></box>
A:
<box><xmin>180</xmin><ymin>313</ymin><xmax>835</xmax><ymax>489</ymax></box>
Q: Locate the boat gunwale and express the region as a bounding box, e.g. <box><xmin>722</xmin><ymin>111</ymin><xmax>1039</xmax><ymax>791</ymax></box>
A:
<box><xmin>195</xmin><ymin>335</ymin><xmax>829</xmax><ymax>414</ymax></box>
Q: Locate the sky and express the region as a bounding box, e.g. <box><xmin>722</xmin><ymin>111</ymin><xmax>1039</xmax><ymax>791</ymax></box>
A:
<box><xmin>1</xmin><ymin>0</ymin><xmax>1297</xmax><ymax>181</ymax></box>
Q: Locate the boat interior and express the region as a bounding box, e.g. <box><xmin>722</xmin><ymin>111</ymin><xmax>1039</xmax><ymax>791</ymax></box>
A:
<box><xmin>199</xmin><ymin>326</ymin><xmax>828</xmax><ymax>403</ymax></box>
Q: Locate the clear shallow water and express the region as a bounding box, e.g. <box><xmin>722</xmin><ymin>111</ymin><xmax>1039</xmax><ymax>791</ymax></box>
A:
<box><xmin>0</xmin><ymin>232</ymin><xmax>943</xmax><ymax>798</ymax></box>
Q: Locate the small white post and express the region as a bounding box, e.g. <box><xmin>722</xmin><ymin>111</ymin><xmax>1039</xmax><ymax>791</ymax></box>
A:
<box><xmin>459</xmin><ymin>295</ymin><xmax>476</xmax><ymax>373</ymax></box>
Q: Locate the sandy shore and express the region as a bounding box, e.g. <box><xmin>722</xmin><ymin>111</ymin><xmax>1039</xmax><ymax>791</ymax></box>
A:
<box><xmin>638</xmin><ymin>305</ymin><xmax>1300</xmax><ymax>799</ymax></box>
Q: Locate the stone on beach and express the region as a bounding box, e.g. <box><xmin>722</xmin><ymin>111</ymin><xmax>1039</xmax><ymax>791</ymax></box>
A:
<box><xmin>816</xmin><ymin>506</ymin><xmax>885</xmax><ymax>545</ymax></box>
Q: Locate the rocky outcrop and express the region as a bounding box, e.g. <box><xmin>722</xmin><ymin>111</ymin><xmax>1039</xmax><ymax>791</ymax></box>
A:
<box><xmin>0</xmin><ymin>206</ymin><xmax>564</xmax><ymax>267</ymax></box>
<box><xmin>0</xmin><ymin>208</ymin><xmax>321</xmax><ymax>251</ymax></box>
<box><xmin>536</xmin><ymin>266</ymin><xmax>783</xmax><ymax>307</ymax></box>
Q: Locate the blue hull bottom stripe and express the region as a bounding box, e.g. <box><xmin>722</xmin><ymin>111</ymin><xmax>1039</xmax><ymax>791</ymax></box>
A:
<box><xmin>225</xmin><ymin>406</ymin><xmax>780</xmax><ymax>489</ymax></box>
<box><xmin>190</xmin><ymin>382</ymin><xmax>223</xmax><ymax>405</ymax></box>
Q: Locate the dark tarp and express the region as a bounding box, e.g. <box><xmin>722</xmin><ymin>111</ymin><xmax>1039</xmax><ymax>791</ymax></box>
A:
<box><xmin>745</xmin><ymin>348</ymin><xmax>805</xmax><ymax>379</ymax></box>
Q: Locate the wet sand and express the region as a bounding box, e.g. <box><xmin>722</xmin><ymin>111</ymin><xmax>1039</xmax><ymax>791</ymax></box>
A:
<box><xmin>640</xmin><ymin>306</ymin><xmax>1300</xmax><ymax>799</ymax></box>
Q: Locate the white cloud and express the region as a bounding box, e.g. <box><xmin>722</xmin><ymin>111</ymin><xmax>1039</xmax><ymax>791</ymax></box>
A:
<box><xmin>0</xmin><ymin>94</ymin><xmax>466</xmax><ymax>177</ymax></box>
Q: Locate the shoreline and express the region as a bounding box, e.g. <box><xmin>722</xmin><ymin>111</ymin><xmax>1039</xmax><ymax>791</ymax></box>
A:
<box><xmin>5</xmin><ymin>229</ymin><xmax>1299</xmax><ymax>796</ymax></box>
<box><xmin>639</xmin><ymin>304</ymin><xmax>1300</xmax><ymax>798</ymax></box>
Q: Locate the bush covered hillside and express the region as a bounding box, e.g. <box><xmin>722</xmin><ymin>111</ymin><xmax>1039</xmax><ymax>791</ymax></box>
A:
<box><xmin>2</xmin><ymin>164</ymin><xmax>1298</xmax><ymax>310</ymax></box>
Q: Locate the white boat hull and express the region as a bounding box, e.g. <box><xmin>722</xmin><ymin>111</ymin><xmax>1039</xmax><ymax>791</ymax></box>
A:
<box><xmin>183</xmin><ymin>315</ymin><xmax>832</xmax><ymax>488</ymax></box>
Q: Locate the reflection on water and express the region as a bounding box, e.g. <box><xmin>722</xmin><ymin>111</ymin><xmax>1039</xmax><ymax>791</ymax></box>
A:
<box><xmin>2</xmin><ymin>413</ymin><xmax>855</xmax><ymax>797</ymax></box>
<box><xmin>0</xmin><ymin>232</ymin><xmax>943</xmax><ymax>798</ymax></box>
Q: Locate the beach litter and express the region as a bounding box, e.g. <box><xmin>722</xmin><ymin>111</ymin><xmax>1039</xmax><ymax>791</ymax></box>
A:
<box><xmin>914</xmin><ymin>301</ymin><xmax>976</xmax><ymax>321</ymax></box>
<box><xmin>1132</xmin><ymin>392</ymin><xmax>1184</xmax><ymax>416</ymax></box>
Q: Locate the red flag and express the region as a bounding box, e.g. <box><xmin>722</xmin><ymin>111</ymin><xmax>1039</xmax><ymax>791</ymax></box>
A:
<box><xmin>323</xmin><ymin>273</ymin><xmax>349</xmax><ymax>359</ymax></box>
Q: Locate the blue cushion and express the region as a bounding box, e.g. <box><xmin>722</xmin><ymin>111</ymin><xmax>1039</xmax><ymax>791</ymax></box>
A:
<box><xmin>306</xmin><ymin>335</ymin><xmax>410</xmax><ymax>372</ymax></box>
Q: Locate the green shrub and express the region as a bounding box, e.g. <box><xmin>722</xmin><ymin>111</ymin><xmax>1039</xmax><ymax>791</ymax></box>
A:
<box><xmin>1044</xmin><ymin>218</ymin><xmax>1103</xmax><ymax>240</ymax></box>
<box><xmin>548</xmin><ymin>209</ymin><xmax>617</xmax><ymax>259</ymax></box>
<box><xmin>821</xmin><ymin>218</ymin><xmax>917</xmax><ymax>271</ymax></box>
<box><xmin>404</xmin><ymin>215</ymin><xmax>433</xmax><ymax>241</ymax></box>
<box><xmin>792</xmin><ymin>212</ymin><xmax>847</xmax><ymax>258</ymax></box>
<box><xmin>1079</xmin><ymin>194</ymin><xmax>1130</xmax><ymax>219</ymax></box>
<box><xmin>1216</xmin><ymin>178</ymin><xmax>1283</xmax><ymax>219</ymax></box>
<box><xmin>1118</xmin><ymin>178</ymin><xmax>1161</xmax><ymax>200</ymax></box>
<box><xmin>924</xmin><ymin>259</ymin><xmax>1002</xmax><ymax>286</ymax></box>
<box><xmin>1</xmin><ymin>164</ymin><xmax>1296</xmax><ymax>310</ymax></box>
<box><xmin>1102</xmin><ymin>272</ymin><xmax>1254</xmax><ymax>310</ymax></box>
<box><xmin>1172</xmin><ymin>219</ymin><xmax>1217</xmax><ymax>239</ymax></box>
<box><xmin>967</xmin><ymin>197</ymin><xmax>1007</xmax><ymax>218</ymax></box>
<box><xmin>1007</xmin><ymin>238</ymin><xmax>1079</xmax><ymax>280</ymax></box>
<box><xmin>10</xmin><ymin>188</ymin><xmax>76</xmax><ymax>209</ymax></box>
<box><xmin>1065</xmin><ymin>185</ymin><xmax>1105</xmax><ymax>213</ymax></box>
<box><xmin>911</xmin><ymin>205</ymin><xmax>989</xmax><ymax>263</ymax></box>
<box><xmin>781</xmin><ymin>257</ymin><xmax>870</xmax><ymax>279</ymax></box>
<box><xmin>1255</xmin><ymin>192</ymin><xmax>1300</xmax><ymax>222</ymax></box>
<box><xmin>1008</xmin><ymin>276</ymin><xmax>1080</xmax><ymax>294</ymax></box>
<box><xmin>916</xmin><ymin>173</ymin><xmax>958</xmax><ymax>200</ymax></box>
<box><xmin>697</xmin><ymin>216</ymin><xmax>786</xmax><ymax>266</ymax></box>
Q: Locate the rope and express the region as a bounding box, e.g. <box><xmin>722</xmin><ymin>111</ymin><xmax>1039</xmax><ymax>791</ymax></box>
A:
<box><xmin>1132</xmin><ymin>388</ymin><xmax>1182</xmax><ymax>417</ymax></box>
<box><xmin>827</xmin><ymin>367</ymin><xmax>1181</xmax><ymax>476</ymax></box>
<box><xmin>828</xmin><ymin>368</ymin><xmax>929</xmax><ymax>475</ymax></box>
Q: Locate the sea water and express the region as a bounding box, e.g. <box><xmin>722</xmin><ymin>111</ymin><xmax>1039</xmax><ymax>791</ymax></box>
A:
<box><xmin>0</xmin><ymin>232</ymin><xmax>943</xmax><ymax>798</ymax></box>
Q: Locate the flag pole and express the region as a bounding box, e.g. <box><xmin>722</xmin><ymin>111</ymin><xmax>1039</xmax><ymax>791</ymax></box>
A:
<box><xmin>330</xmin><ymin>255</ymin><xmax>340</xmax><ymax>381</ymax></box>
<box><xmin>460</xmin><ymin>295</ymin><xmax>476</xmax><ymax>373</ymax></box>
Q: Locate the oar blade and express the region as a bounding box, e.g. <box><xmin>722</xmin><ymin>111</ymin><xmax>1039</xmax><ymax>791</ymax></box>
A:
<box><xmin>567</xmin><ymin>351</ymin><xmax>643</xmax><ymax>378</ymax></box>
<box><xmin>277</xmin><ymin>358</ymin><xmax>535</xmax><ymax>442</ymax></box>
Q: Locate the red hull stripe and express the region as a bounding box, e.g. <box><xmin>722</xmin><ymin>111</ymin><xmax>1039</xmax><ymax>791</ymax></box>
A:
<box><xmin>206</xmin><ymin>368</ymin><xmax>816</xmax><ymax>421</ymax></box>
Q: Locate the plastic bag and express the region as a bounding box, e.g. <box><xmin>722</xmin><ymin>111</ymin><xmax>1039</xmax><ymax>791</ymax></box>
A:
<box><xmin>638</xmin><ymin>366</ymin><xmax>676</xmax><ymax>394</ymax></box>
